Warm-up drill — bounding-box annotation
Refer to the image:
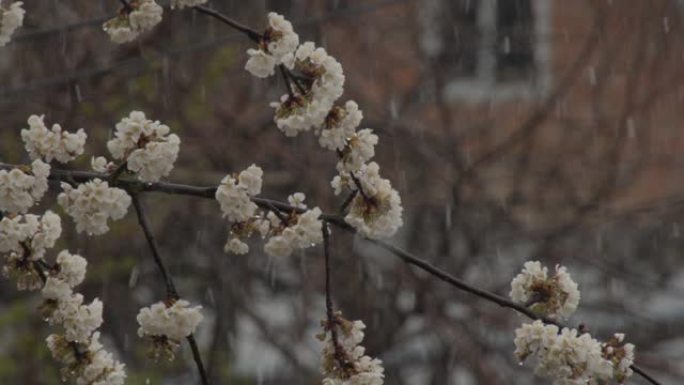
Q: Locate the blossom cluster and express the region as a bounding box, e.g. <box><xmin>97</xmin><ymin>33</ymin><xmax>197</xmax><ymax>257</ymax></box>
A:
<box><xmin>509</xmin><ymin>260</ymin><xmax>580</xmax><ymax>320</ymax></box>
<box><xmin>514</xmin><ymin>321</ymin><xmax>634</xmax><ymax>385</ymax></box>
<box><xmin>215</xmin><ymin>165</ymin><xmax>324</xmax><ymax>257</ymax></box>
<box><xmin>58</xmin><ymin>179</ymin><xmax>131</xmax><ymax>236</ymax></box>
<box><xmin>245</xmin><ymin>12</ymin><xmax>299</xmax><ymax>78</ymax></box>
<box><xmin>0</xmin><ymin>159</ymin><xmax>50</xmax><ymax>214</ymax></box>
<box><xmin>216</xmin><ymin>164</ymin><xmax>263</xmax><ymax>223</ymax></box>
<box><xmin>0</xmin><ymin>211</ymin><xmax>126</xmax><ymax>383</ymax></box>
<box><xmin>42</xmin><ymin>250</ymin><xmax>126</xmax><ymax>385</ymax></box>
<box><xmin>106</xmin><ymin>110</ymin><xmax>181</xmax><ymax>182</ymax></box>
<box><xmin>215</xmin><ymin>164</ymin><xmax>264</xmax><ymax>254</ymax></box>
<box><xmin>317</xmin><ymin>312</ymin><xmax>385</xmax><ymax>385</ymax></box>
<box><xmin>21</xmin><ymin>115</ymin><xmax>87</xmax><ymax>163</ymax></box>
<box><xmin>0</xmin><ymin>1</ymin><xmax>24</xmax><ymax>47</ymax></box>
<box><xmin>510</xmin><ymin>262</ymin><xmax>634</xmax><ymax>384</ymax></box>
<box><xmin>136</xmin><ymin>299</ymin><xmax>204</xmax><ymax>360</ymax></box>
<box><xmin>0</xmin><ymin>111</ymin><xmax>127</xmax><ymax>383</ymax></box>
<box><xmin>47</xmin><ymin>332</ymin><xmax>126</xmax><ymax>385</ymax></box>
<box><xmin>41</xmin><ymin>254</ymin><xmax>101</xmax><ymax>343</ymax></box>
<box><xmin>0</xmin><ymin>211</ymin><xmax>61</xmax><ymax>289</ymax></box>
<box><xmin>244</xmin><ymin>13</ymin><xmax>403</xmax><ymax>239</ymax></box>
<box><xmin>337</xmin><ymin>163</ymin><xmax>403</xmax><ymax>239</ymax></box>
<box><xmin>103</xmin><ymin>0</ymin><xmax>163</xmax><ymax>44</ymax></box>
<box><xmin>263</xmin><ymin>202</ymin><xmax>323</xmax><ymax>258</ymax></box>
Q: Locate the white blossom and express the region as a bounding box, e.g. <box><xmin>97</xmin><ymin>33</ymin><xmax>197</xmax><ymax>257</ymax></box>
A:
<box><xmin>244</xmin><ymin>12</ymin><xmax>299</xmax><ymax>78</ymax></box>
<box><xmin>0</xmin><ymin>212</ymin><xmax>57</xmax><ymax>289</ymax></box>
<box><xmin>107</xmin><ymin>111</ymin><xmax>180</xmax><ymax>182</ymax></box>
<box><xmin>31</xmin><ymin>158</ymin><xmax>50</xmax><ymax>198</ymax></box>
<box><xmin>128</xmin><ymin>0</ymin><xmax>163</xmax><ymax>31</ymax></box>
<box><xmin>21</xmin><ymin>114</ymin><xmax>87</xmax><ymax>163</ymax></box>
<box><xmin>216</xmin><ymin>165</ymin><xmax>266</xmax><ymax>255</ymax></box>
<box><xmin>57</xmin><ymin>179</ymin><xmax>131</xmax><ymax>236</ymax></box>
<box><xmin>55</xmin><ymin>250</ymin><xmax>87</xmax><ymax>288</ymax></box>
<box><xmin>47</xmin><ymin>333</ymin><xmax>126</xmax><ymax>385</ymax></box>
<box><xmin>288</xmin><ymin>192</ymin><xmax>307</xmax><ymax>209</ymax></box>
<box><xmin>238</xmin><ymin>164</ymin><xmax>264</xmax><ymax>196</ymax></box>
<box><xmin>39</xmin><ymin>246</ymin><xmax>124</xmax><ymax>382</ymax></box>
<box><xmin>0</xmin><ymin>211</ymin><xmax>61</xmax><ymax>262</ymax></box>
<box><xmin>0</xmin><ymin>1</ymin><xmax>24</xmax><ymax>47</ymax></box>
<box><xmin>42</xmin><ymin>283</ymin><xmax>104</xmax><ymax>343</ymax></box>
<box><xmin>510</xmin><ymin>261</ymin><xmax>580</xmax><ymax>320</ymax></box>
<box><xmin>126</xmin><ymin>134</ymin><xmax>180</xmax><ymax>182</ymax></box>
<box><xmin>264</xmin><ymin>207</ymin><xmax>323</xmax><ymax>257</ymax></box>
<box><xmin>265</xmin><ymin>12</ymin><xmax>299</xmax><ymax>61</ymax></box>
<box><xmin>225</xmin><ymin>237</ymin><xmax>249</xmax><ymax>255</ymax></box>
<box><xmin>342</xmin><ymin>162</ymin><xmax>403</xmax><ymax>239</ymax></box>
<box><xmin>103</xmin><ymin>0</ymin><xmax>162</xmax><ymax>44</ymax></box>
<box><xmin>263</xmin><ymin>227</ymin><xmax>296</xmax><ymax>257</ymax></box>
<box><xmin>319</xmin><ymin>314</ymin><xmax>385</xmax><ymax>385</ymax></box>
<box><xmin>515</xmin><ymin>321</ymin><xmax>615</xmax><ymax>384</ymax></box>
<box><xmin>0</xmin><ymin>159</ymin><xmax>51</xmax><ymax>214</ymax></box>
<box><xmin>42</xmin><ymin>277</ymin><xmax>73</xmax><ymax>301</ymax></box>
<box><xmin>271</xmin><ymin>41</ymin><xmax>346</xmax><ymax>136</ymax></box>
<box><xmin>91</xmin><ymin>156</ymin><xmax>113</xmax><ymax>173</ymax></box>
<box><xmin>78</xmin><ymin>347</ymin><xmax>127</xmax><ymax>385</ymax></box>
<box><xmin>271</xmin><ymin>94</ymin><xmax>333</xmax><ymax>137</ymax></box>
<box><xmin>62</xmin><ymin>298</ymin><xmax>104</xmax><ymax>343</ymax></box>
<box><xmin>215</xmin><ymin>165</ymin><xmax>262</xmax><ymax>223</ymax></box>
<box><xmin>170</xmin><ymin>0</ymin><xmax>207</xmax><ymax>9</ymax></box>
<box><xmin>102</xmin><ymin>21</ymin><xmax>139</xmax><ymax>44</ymax></box>
<box><xmin>337</xmin><ymin>129</ymin><xmax>378</xmax><ymax>173</ymax></box>
<box><xmin>294</xmin><ymin>42</ymin><xmax>345</xmax><ymax>102</ymax></box>
<box><xmin>603</xmin><ymin>333</ymin><xmax>635</xmax><ymax>383</ymax></box>
<box><xmin>137</xmin><ymin>299</ymin><xmax>203</xmax><ymax>342</ymax></box>
<box><xmin>319</xmin><ymin>101</ymin><xmax>363</xmax><ymax>151</ymax></box>
<box><xmin>245</xmin><ymin>48</ymin><xmax>278</xmax><ymax>78</ymax></box>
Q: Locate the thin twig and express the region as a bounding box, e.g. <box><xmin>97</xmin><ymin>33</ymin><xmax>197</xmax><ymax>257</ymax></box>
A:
<box><xmin>279</xmin><ymin>64</ymin><xmax>296</xmax><ymax>100</ymax></box>
<box><xmin>322</xmin><ymin>223</ymin><xmax>353</xmax><ymax>372</ymax></box>
<box><xmin>186</xmin><ymin>335</ymin><xmax>210</xmax><ymax>385</ymax></box>
<box><xmin>131</xmin><ymin>194</ymin><xmax>179</xmax><ymax>299</ymax></box>
<box><xmin>349</xmin><ymin>172</ymin><xmax>371</xmax><ymax>202</ymax></box>
<box><xmin>192</xmin><ymin>5</ymin><xmax>262</xmax><ymax>43</ymax></box>
<box><xmin>108</xmin><ymin>162</ymin><xmax>128</xmax><ymax>184</ymax></box>
<box><xmin>339</xmin><ymin>190</ymin><xmax>358</xmax><ymax>214</ymax></box>
<box><xmin>192</xmin><ymin>5</ymin><xmax>307</xmax><ymax>100</ymax></box>
<box><xmin>631</xmin><ymin>365</ymin><xmax>662</xmax><ymax>385</ymax></box>
<box><xmin>130</xmin><ymin>194</ymin><xmax>209</xmax><ymax>385</ymax></box>
<box><xmin>264</xmin><ymin>200</ymin><xmax>290</xmax><ymax>225</ymax></box>
<box><xmin>288</xmin><ymin>71</ymin><xmax>308</xmax><ymax>95</ymax></box>
<box><xmin>33</xmin><ymin>261</ymin><xmax>47</xmax><ymax>283</ymax></box>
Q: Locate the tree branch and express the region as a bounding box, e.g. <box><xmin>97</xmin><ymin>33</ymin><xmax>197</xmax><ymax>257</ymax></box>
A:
<box><xmin>279</xmin><ymin>64</ymin><xmax>296</xmax><ymax>100</ymax></box>
<box><xmin>192</xmin><ymin>5</ymin><xmax>262</xmax><ymax>43</ymax></box>
<box><xmin>322</xmin><ymin>223</ymin><xmax>354</xmax><ymax>373</ymax></box>
<box><xmin>0</xmin><ymin>161</ymin><xmax>662</xmax><ymax>385</ymax></box>
<box><xmin>130</xmin><ymin>193</ymin><xmax>209</xmax><ymax>385</ymax></box>
<box><xmin>131</xmin><ymin>194</ymin><xmax>179</xmax><ymax>299</ymax></box>
<box><xmin>186</xmin><ymin>334</ymin><xmax>210</xmax><ymax>385</ymax></box>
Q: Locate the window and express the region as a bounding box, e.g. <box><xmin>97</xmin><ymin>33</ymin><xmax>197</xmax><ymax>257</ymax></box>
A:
<box><xmin>421</xmin><ymin>0</ymin><xmax>551</xmax><ymax>102</ymax></box>
<box><xmin>496</xmin><ymin>0</ymin><xmax>535</xmax><ymax>82</ymax></box>
<box><xmin>433</xmin><ymin>0</ymin><xmax>480</xmax><ymax>79</ymax></box>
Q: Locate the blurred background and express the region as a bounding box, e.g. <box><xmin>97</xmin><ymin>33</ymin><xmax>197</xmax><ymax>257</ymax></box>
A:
<box><xmin>1</xmin><ymin>0</ymin><xmax>684</xmax><ymax>384</ymax></box>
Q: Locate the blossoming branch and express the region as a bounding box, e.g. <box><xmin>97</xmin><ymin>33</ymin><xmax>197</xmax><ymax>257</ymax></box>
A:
<box><xmin>0</xmin><ymin>2</ymin><xmax>665</xmax><ymax>385</ymax></box>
